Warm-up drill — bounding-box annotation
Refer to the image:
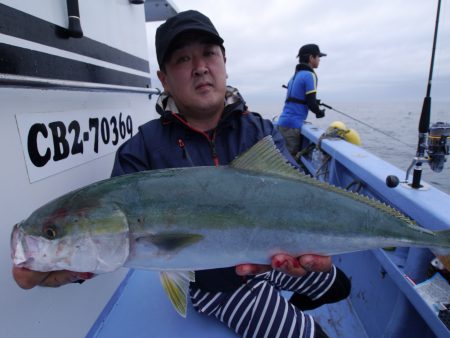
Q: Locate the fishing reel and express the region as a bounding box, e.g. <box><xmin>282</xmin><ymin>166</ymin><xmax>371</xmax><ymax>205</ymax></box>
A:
<box><xmin>402</xmin><ymin>122</ymin><xmax>450</xmax><ymax>187</ymax></box>
<box><xmin>427</xmin><ymin>122</ymin><xmax>450</xmax><ymax>172</ymax></box>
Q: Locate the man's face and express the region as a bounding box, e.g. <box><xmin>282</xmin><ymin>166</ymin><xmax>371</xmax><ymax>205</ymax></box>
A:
<box><xmin>157</xmin><ymin>32</ymin><xmax>227</xmax><ymax>120</ymax></box>
<box><xmin>310</xmin><ymin>55</ymin><xmax>321</xmax><ymax>68</ymax></box>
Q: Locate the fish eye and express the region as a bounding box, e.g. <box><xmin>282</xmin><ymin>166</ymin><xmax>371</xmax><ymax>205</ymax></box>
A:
<box><xmin>43</xmin><ymin>226</ymin><xmax>57</xmax><ymax>239</ymax></box>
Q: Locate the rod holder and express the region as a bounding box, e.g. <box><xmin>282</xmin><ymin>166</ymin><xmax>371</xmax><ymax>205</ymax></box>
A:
<box><xmin>66</xmin><ymin>0</ymin><xmax>83</xmax><ymax>38</ymax></box>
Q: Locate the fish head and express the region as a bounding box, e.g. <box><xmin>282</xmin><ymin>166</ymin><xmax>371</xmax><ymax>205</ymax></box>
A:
<box><xmin>11</xmin><ymin>203</ymin><xmax>130</xmax><ymax>274</ymax></box>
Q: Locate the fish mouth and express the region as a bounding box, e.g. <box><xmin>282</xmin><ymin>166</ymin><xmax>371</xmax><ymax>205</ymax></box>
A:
<box><xmin>11</xmin><ymin>222</ymin><xmax>29</xmax><ymax>266</ymax></box>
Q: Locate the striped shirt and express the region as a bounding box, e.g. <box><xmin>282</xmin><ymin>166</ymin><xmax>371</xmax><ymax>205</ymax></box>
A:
<box><xmin>190</xmin><ymin>265</ymin><xmax>337</xmax><ymax>338</ymax></box>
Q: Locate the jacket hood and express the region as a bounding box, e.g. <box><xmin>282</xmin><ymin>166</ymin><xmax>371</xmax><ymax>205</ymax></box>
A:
<box><xmin>155</xmin><ymin>86</ymin><xmax>248</xmax><ymax>123</ymax></box>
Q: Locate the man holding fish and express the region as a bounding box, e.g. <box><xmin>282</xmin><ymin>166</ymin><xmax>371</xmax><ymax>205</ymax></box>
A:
<box><xmin>12</xmin><ymin>10</ymin><xmax>351</xmax><ymax>338</ymax></box>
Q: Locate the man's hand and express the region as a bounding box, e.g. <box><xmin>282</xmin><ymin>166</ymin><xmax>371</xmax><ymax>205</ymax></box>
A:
<box><xmin>235</xmin><ymin>254</ymin><xmax>332</xmax><ymax>277</ymax></box>
<box><xmin>12</xmin><ymin>266</ymin><xmax>93</xmax><ymax>289</ymax></box>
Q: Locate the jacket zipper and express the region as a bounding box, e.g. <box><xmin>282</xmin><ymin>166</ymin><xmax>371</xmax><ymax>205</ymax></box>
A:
<box><xmin>210</xmin><ymin>130</ymin><xmax>219</xmax><ymax>166</ymax></box>
<box><xmin>178</xmin><ymin>139</ymin><xmax>195</xmax><ymax>167</ymax></box>
<box><xmin>172</xmin><ymin>113</ymin><xmax>220</xmax><ymax>166</ymax></box>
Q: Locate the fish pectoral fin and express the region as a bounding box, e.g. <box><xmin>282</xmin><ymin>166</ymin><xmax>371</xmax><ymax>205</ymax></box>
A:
<box><xmin>137</xmin><ymin>232</ymin><xmax>203</xmax><ymax>254</ymax></box>
<box><xmin>159</xmin><ymin>271</ymin><xmax>195</xmax><ymax>318</ymax></box>
<box><xmin>230</xmin><ymin>135</ymin><xmax>303</xmax><ymax>180</ymax></box>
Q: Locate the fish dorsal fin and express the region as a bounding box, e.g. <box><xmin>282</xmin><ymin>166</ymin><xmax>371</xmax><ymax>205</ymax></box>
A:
<box><xmin>230</xmin><ymin>135</ymin><xmax>303</xmax><ymax>180</ymax></box>
<box><xmin>231</xmin><ymin>137</ymin><xmax>422</xmax><ymax>231</ymax></box>
<box><xmin>160</xmin><ymin>271</ymin><xmax>195</xmax><ymax>318</ymax></box>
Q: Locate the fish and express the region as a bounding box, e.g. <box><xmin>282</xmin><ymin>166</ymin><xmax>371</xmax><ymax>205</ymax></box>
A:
<box><xmin>11</xmin><ymin>136</ymin><xmax>450</xmax><ymax>317</ymax></box>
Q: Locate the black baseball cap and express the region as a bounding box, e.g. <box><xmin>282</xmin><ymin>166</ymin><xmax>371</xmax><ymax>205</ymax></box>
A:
<box><xmin>155</xmin><ymin>10</ymin><xmax>224</xmax><ymax>68</ymax></box>
<box><xmin>297</xmin><ymin>44</ymin><xmax>327</xmax><ymax>57</ymax></box>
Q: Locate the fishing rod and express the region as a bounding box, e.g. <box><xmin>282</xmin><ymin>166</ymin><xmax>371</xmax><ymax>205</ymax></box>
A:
<box><xmin>281</xmin><ymin>84</ymin><xmax>414</xmax><ymax>148</ymax></box>
<box><xmin>319</xmin><ymin>102</ymin><xmax>414</xmax><ymax>149</ymax></box>
<box><xmin>406</xmin><ymin>0</ymin><xmax>450</xmax><ymax>188</ymax></box>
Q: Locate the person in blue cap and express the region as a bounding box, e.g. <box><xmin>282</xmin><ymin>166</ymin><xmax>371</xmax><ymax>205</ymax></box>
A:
<box><xmin>278</xmin><ymin>44</ymin><xmax>327</xmax><ymax>158</ymax></box>
<box><xmin>12</xmin><ymin>11</ymin><xmax>350</xmax><ymax>338</ymax></box>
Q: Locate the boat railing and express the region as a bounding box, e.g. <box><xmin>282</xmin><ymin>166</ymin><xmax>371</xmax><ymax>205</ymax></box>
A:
<box><xmin>0</xmin><ymin>74</ymin><xmax>161</xmax><ymax>96</ymax></box>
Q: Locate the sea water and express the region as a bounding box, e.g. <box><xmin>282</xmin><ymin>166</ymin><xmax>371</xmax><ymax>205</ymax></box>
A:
<box><xmin>263</xmin><ymin>101</ymin><xmax>450</xmax><ymax>194</ymax></box>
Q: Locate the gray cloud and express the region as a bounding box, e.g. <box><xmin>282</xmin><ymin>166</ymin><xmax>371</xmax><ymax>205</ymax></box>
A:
<box><xmin>147</xmin><ymin>0</ymin><xmax>449</xmax><ymax>118</ymax></box>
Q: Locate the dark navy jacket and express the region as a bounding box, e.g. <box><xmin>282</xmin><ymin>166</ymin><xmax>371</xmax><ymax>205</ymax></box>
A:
<box><xmin>111</xmin><ymin>89</ymin><xmax>294</xmax><ymax>291</ymax></box>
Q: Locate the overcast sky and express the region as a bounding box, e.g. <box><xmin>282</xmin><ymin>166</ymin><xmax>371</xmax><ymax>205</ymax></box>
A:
<box><xmin>146</xmin><ymin>0</ymin><xmax>449</xmax><ymax>117</ymax></box>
